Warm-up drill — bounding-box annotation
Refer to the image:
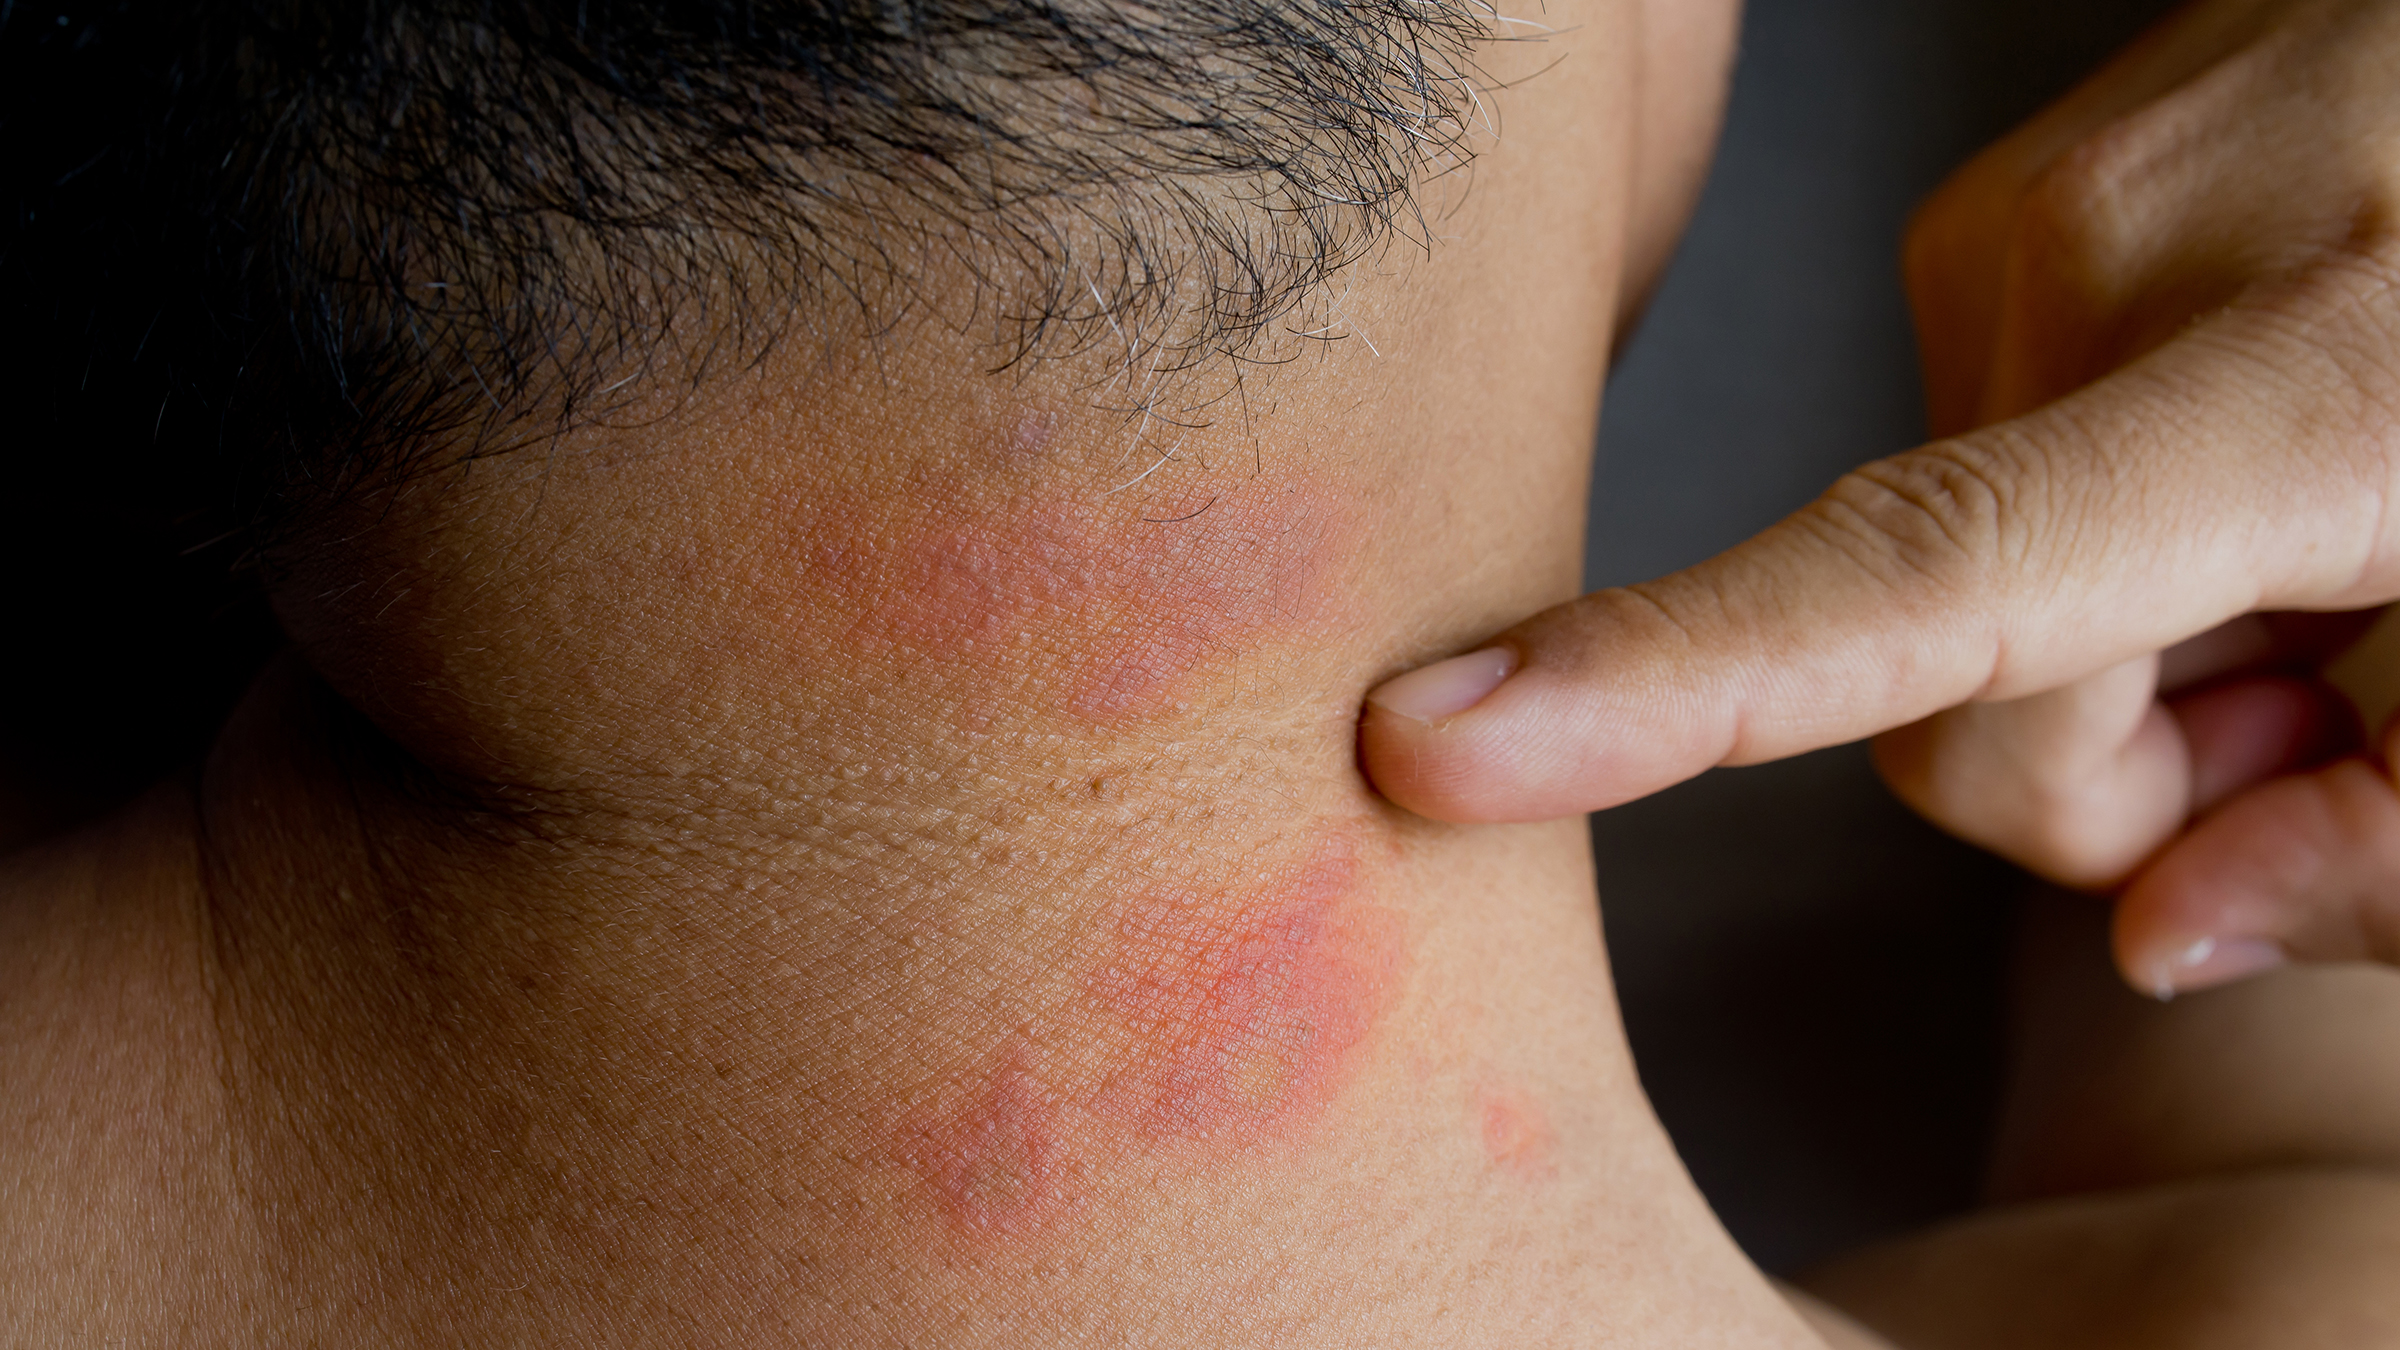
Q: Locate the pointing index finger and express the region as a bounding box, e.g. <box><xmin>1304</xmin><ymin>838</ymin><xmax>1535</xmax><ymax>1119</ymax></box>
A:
<box><xmin>1363</xmin><ymin>298</ymin><xmax>2400</xmax><ymax>823</ymax></box>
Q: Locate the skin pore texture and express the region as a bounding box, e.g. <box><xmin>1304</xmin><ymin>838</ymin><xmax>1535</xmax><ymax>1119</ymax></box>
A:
<box><xmin>834</xmin><ymin>472</ymin><xmax>1355</xmax><ymax>727</ymax></box>
<box><xmin>903</xmin><ymin>838</ymin><xmax>1406</xmax><ymax>1239</ymax></box>
<box><xmin>18</xmin><ymin>0</ymin><xmax>2397</xmax><ymax>1344</ymax></box>
<box><xmin>3</xmin><ymin>1</ymin><xmax>1817</xmax><ymax>1344</ymax></box>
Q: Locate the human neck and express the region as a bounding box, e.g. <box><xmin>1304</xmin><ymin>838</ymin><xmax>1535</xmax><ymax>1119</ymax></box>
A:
<box><xmin>249</xmin><ymin>337</ymin><xmax>1519</xmax><ymax>920</ymax></box>
<box><xmin>183</xmin><ymin>357</ymin><xmax>1811</xmax><ymax>1347</ymax></box>
<box><xmin>195</xmin><ymin>346</ymin><xmax>1567</xmax><ymax>1335</ymax></box>
<box><xmin>164</xmin><ymin>21</ymin><xmax>1819</xmax><ymax>1331</ymax></box>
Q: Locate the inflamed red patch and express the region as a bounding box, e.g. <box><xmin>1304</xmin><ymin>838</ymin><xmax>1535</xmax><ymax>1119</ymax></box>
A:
<box><xmin>1476</xmin><ymin>1082</ymin><xmax>1559</xmax><ymax>1183</ymax></box>
<box><xmin>808</xmin><ymin>477</ymin><xmax>1351</xmax><ymax>724</ymax></box>
<box><xmin>1086</xmin><ymin>847</ymin><xmax>1405</xmax><ymax>1143</ymax></box>
<box><xmin>891</xmin><ymin>837</ymin><xmax>1408</xmax><ymax>1244</ymax></box>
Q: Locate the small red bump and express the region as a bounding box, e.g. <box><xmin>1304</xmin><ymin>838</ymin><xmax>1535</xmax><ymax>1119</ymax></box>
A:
<box><xmin>1477</xmin><ymin>1084</ymin><xmax>1559</xmax><ymax>1183</ymax></box>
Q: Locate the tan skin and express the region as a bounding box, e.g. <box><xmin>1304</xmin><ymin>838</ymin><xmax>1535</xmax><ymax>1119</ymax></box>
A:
<box><xmin>2</xmin><ymin>1</ymin><xmax>2396</xmax><ymax>1345</ymax></box>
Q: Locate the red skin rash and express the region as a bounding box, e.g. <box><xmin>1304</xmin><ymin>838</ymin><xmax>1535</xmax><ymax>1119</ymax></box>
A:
<box><xmin>893</xmin><ymin>843</ymin><xmax>1406</xmax><ymax>1241</ymax></box>
<box><xmin>818</xmin><ymin>478</ymin><xmax>1346</xmax><ymax>723</ymax></box>
<box><xmin>897</xmin><ymin>1052</ymin><xmax>1070</xmax><ymax>1236</ymax></box>
<box><xmin>1476</xmin><ymin>1084</ymin><xmax>1559</xmax><ymax>1183</ymax></box>
<box><xmin>1088</xmin><ymin>847</ymin><xmax>1404</xmax><ymax>1143</ymax></box>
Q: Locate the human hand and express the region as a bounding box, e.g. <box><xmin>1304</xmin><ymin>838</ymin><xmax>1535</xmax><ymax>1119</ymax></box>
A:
<box><xmin>1360</xmin><ymin>0</ymin><xmax>2400</xmax><ymax>998</ymax></box>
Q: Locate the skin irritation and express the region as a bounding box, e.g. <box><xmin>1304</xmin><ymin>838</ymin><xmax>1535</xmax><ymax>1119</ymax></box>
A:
<box><xmin>1476</xmin><ymin>1083</ymin><xmax>1560</xmax><ymax>1183</ymax></box>
<box><xmin>1090</xmin><ymin>845</ymin><xmax>1405</xmax><ymax>1141</ymax></box>
<box><xmin>899</xmin><ymin>1051</ymin><xmax>1070</xmax><ymax>1237</ymax></box>
<box><xmin>806</xmin><ymin>470</ymin><xmax>1353</xmax><ymax>725</ymax></box>
<box><xmin>893</xmin><ymin>839</ymin><xmax>1408</xmax><ymax>1240</ymax></box>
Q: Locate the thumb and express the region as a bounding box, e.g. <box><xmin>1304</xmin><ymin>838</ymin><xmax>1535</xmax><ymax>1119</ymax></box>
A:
<box><xmin>2114</xmin><ymin>755</ymin><xmax>2400</xmax><ymax>998</ymax></box>
<box><xmin>2115</xmin><ymin>632</ymin><xmax>2400</xmax><ymax>998</ymax></box>
<box><xmin>1361</xmin><ymin>301</ymin><xmax>2400</xmax><ymax>823</ymax></box>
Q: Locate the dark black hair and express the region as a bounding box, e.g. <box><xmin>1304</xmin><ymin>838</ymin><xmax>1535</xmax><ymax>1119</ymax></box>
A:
<box><xmin>1</xmin><ymin>0</ymin><xmax>1506</xmax><ymax>823</ymax></box>
<box><xmin>6</xmin><ymin>0</ymin><xmax>1502</xmax><ymax>523</ymax></box>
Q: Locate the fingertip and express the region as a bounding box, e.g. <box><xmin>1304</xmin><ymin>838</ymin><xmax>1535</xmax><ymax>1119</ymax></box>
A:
<box><xmin>2113</xmin><ymin>783</ymin><xmax>2317</xmax><ymax>998</ymax></box>
<box><xmin>2115</xmin><ymin>758</ymin><xmax>2400</xmax><ymax>996</ymax></box>
<box><xmin>1356</xmin><ymin>650</ymin><xmax>1634</xmax><ymax>824</ymax></box>
<box><xmin>1356</xmin><ymin>572</ymin><xmax>1846</xmax><ymax>823</ymax></box>
<box><xmin>1355</xmin><ymin>701</ymin><xmax>1493</xmax><ymax>823</ymax></box>
<box><xmin>1364</xmin><ymin>647</ymin><xmax>1519</xmax><ymax>725</ymax></box>
<box><xmin>2118</xmin><ymin>932</ymin><xmax>2290</xmax><ymax>1002</ymax></box>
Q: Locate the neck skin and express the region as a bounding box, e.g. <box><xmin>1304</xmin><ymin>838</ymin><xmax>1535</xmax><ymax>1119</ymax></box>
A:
<box><xmin>6</xmin><ymin>2</ymin><xmax>1814</xmax><ymax>1344</ymax></box>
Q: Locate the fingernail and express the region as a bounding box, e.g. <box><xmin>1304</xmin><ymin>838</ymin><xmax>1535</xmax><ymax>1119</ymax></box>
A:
<box><xmin>2148</xmin><ymin>935</ymin><xmax>2288</xmax><ymax>1001</ymax></box>
<box><xmin>1367</xmin><ymin>648</ymin><xmax>1519</xmax><ymax>724</ymax></box>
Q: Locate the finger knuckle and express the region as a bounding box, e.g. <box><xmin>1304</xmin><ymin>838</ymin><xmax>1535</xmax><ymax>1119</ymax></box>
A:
<box><xmin>1561</xmin><ymin>582</ymin><xmax>1715</xmax><ymax>682</ymax></box>
<box><xmin>1813</xmin><ymin>439</ymin><xmax>2030</xmax><ymax>606</ymax></box>
<box><xmin>2001</xmin><ymin>790</ymin><xmax>2144</xmax><ymax>887</ymax></box>
<box><xmin>2005</xmin><ymin>132</ymin><xmax>2156</xmax><ymax>290</ymax></box>
<box><xmin>2219</xmin><ymin>232</ymin><xmax>2400</xmax><ymax>597</ymax></box>
<box><xmin>1881</xmin><ymin>716</ymin><xmax>2141</xmax><ymax>887</ymax></box>
<box><xmin>2017</xmin><ymin>788</ymin><xmax>2146</xmax><ymax>887</ymax></box>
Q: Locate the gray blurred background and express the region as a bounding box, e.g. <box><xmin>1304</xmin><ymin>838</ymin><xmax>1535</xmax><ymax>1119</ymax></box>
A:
<box><xmin>1588</xmin><ymin>0</ymin><xmax>2179</xmax><ymax>1274</ymax></box>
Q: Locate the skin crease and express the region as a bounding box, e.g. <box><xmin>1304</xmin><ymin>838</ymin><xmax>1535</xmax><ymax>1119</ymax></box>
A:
<box><xmin>9</xmin><ymin>0</ymin><xmax>2398</xmax><ymax>1345</ymax></box>
<box><xmin>6</xmin><ymin>3</ymin><xmax>1832</xmax><ymax>1346</ymax></box>
<box><xmin>9</xmin><ymin>0</ymin><xmax>2397</xmax><ymax>1343</ymax></box>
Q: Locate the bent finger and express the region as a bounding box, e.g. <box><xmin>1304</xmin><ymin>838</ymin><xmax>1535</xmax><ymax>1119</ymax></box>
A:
<box><xmin>2118</xmin><ymin>756</ymin><xmax>2400</xmax><ymax>998</ymax></box>
<box><xmin>2172</xmin><ymin>675</ymin><xmax>2364</xmax><ymax>812</ymax></box>
<box><xmin>1874</xmin><ymin>656</ymin><xmax>2189</xmax><ymax>889</ymax></box>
